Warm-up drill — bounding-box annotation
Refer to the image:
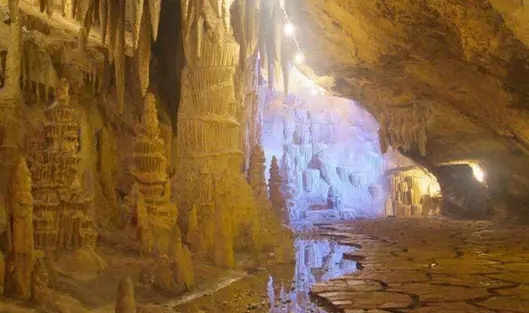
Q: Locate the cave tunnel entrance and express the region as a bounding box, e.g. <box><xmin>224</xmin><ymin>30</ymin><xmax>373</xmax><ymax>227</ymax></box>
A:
<box><xmin>257</xmin><ymin>67</ymin><xmax>442</xmax><ymax>227</ymax></box>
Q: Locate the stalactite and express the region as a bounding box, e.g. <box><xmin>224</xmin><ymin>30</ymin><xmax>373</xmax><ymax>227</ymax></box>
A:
<box><xmin>271</xmin><ymin>4</ymin><xmax>282</xmax><ymax>83</ymax></box>
<box><xmin>107</xmin><ymin>0</ymin><xmax>117</xmax><ymax>64</ymax></box>
<box><xmin>78</xmin><ymin>0</ymin><xmax>94</xmax><ymax>52</ymax></box>
<box><xmin>135</xmin><ymin>3</ymin><xmax>151</xmax><ymax>97</ymax></box>
<box><xmin>131</xmin><ymin>0</ymin><xmax>144</xmax><ymax>50</ymax></box>
<box><xmin>99</xmin><ymin>0</ymin><xmax>107</xmax><ymax>45</ymax></box>
<box><xmin>6</xmin><ymin>0</ymin><xmax>21</xmax><ymax>98</ymax></box>
<box><xmin>149</xmin><ymin>0</ymin><xmax>161</xmax><ymax>41</ymax></box>
<box><xmin>114</xmin><ymin>0</ymin><xmax>125</xmax><ymax>113</ymax></box>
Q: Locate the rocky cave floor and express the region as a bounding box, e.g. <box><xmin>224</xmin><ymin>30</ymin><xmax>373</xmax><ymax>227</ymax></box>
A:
<box><xmin>313</xmin><ymin>218</ymin><xmax>529</xmax><ymax>313</ymax></box>
<box><xmin>4</xmin><ymin>217</ymin><xmax>529</xmax><ymax>313</ymax></box>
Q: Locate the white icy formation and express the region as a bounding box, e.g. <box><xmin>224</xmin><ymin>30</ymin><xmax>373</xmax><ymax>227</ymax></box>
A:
<box><xmin>261</xmin><ymin>85</ymin><xmax>393</xmax><ymax>223</ymax></box>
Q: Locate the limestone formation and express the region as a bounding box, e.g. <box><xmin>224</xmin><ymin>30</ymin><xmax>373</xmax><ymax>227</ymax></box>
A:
<box><xmin>378</xmin><ymin>104</ymin><xmax>429</xmax><ymax>157</ymax></box>
<box><xmin>279</xmin><ymin>152</ymin><xmax>297</xmax><ymax>207</ymax></box>
<box><xmin>5</xmin><ymin>0</ymin><xmax>22</xmax><ymax>100</ymax></box>
<box><xmin>269</xmin><ymin>156</ymin><xmax>287</xmax><ymax>222</ymax></box>
<box><xmin>386</xmin><ymin>168</ymin><xmax>441</xmax><ymax>217</ymax></box>
<box><xmin>327</xmin><ymin>185</ymin><xmax>342</xmax><ymax>210</ymax></box>
<box><xmin>6</xmin><ymin>157</ymin><xmax>35</xmax><ymax>300</ymax></box>
<box><xmin>125</xmin><ymin>93</ymin><xmax>177</xmax><ymax>257</ymax></box>
<box><xmin>31</xmin><ymin>258</ymin><xmax>49</xmax><ymax>304</ymax></box>
<box><xmin>116</xmin><ymin>277</ymin><xmax>136</xmax><ymax>313</ymax></box>
<box><xmin>176</xmin><ymin>0</ymin><xmax>271</xmax><ymax>268</ymax></box>
<box><xmin>213</xmin><ymin>200</ymin><xmax>235</xmax><ymax>268</ymax></box>
<box><xmin>247</xmin><ymin>145</ymin><xmax>267</xmax><ymax>200</ymax></box>
<box><xmin>169</xmin><ymin>225</ymin><xmax>194</xmax><ymax>291</ymax></box>
<box><xmin>29</xmin><ymin>78</ymin><xmax>97</xmax><ymax>253</ymax></box>
<box><xmin>0</xmin><ymin>251</ymin><xmax>4</xmax><ymax>296</ymax></box>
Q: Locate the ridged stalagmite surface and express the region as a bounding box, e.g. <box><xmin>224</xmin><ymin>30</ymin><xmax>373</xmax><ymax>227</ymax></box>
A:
<box><xmin>125</xmin><ymin>93</ymin><xmax>178</xmax><ymax>257</ymax></box>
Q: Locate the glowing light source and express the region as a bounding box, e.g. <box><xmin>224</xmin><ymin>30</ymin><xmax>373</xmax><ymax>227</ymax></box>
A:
<box><xmin>310</xmin><ymin>88</ymin><xmax>318</xmax><ymax>96</ymax></box>
<box><xmin>294</xmin><ymin>52</ymin><xmax>305</xmax><ymax>64</ymax></box>
<box><xmin>284</xmin><ymin>23</ymin><xmax>295</xmax><ymax>37</ymax></box>
<box><xmin>470</xmin><ymin>164</ymin><xmax>485</xmax><ymax>183</ymax></box>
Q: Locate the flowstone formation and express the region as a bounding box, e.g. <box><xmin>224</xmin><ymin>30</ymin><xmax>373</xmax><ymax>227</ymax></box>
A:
<box><xmin>29</xmin><ymin>78</ymin><xmax>97</xmax><ymax>252</ymax></box>
<box><xmin>386</xmin><ymin>168</ymin><xmax>441</xmax><ymax>217</ymax></box>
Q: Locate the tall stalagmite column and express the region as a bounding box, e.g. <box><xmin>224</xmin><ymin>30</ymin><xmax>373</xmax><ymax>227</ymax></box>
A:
<box><xmin>6</xmin><ymin>157</ymin><xmax>35</xmax><ymax>299</ymax></box>
<box><xmin>176</xmin><ymin>1</ymin><xmax>251</xmax><ymax>265</ymax></box>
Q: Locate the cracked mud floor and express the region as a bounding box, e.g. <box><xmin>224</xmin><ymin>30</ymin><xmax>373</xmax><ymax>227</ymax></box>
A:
<box><xmin>313</xmin><ymin>217</ymin><xmax>529</xmax><ymax>313</ymax></box>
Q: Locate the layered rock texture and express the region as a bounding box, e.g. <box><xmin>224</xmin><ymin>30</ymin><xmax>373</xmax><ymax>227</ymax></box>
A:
<box><xmin>289</xmin><ymin>0</ymin><xmax>529</xmax><ymax>222</ymax></box>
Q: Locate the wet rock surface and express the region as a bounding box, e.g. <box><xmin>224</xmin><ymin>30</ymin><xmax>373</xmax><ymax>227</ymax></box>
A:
<box><xmin>311</xmin><ymin>217</ymin><xmax>529</xmax><ymax>312</ymax></box>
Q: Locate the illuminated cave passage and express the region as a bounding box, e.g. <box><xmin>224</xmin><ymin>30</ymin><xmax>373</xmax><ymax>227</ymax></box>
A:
<box><xmin>2</xmin><ymin>0</ymin><xmax>529</xmax><ymax>313</ymax></box>
<box><xmin>259</xmin><ymin>67</ymin><xmax>442</xmax><ymax>225</ymax></box>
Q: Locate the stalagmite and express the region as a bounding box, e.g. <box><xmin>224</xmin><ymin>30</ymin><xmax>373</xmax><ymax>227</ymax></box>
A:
<box><xmin>135</xmin><ymin>3</ymin><xmax>151</xmax><ymax>97</ymax></box>
<box><xmin>148</xmin><ymin>0</ymin><xmax>161</xmax><ymax>41</ymax></box>
<box><xmin>169</xmin><ymin>225</ymin><xmax>194</xmax><ymax>291</ymax></box>
<box><xmin>269</xmin><ymin>156</ymin><xmax>287</xmax><ymax>222</ymax></box>
<box><xmin>31</xmin><ymin>258</ymin><xmax>49</xmax><ymax>304</ymax></box>
<box><xmin>115</xmin><ymin>277</ymin><xmax>135</xmax><ymax>313</ymax></box>
<box><xmin>247</xmin><ymin>144</ymin><xmax>267</xmax><ymax>200</ymax></box>
<box><xmin>125</xmin><ymin>93</ymin><xmax>178</xmax><ymax>257</ymax></box>
<box><xmin>114</xmin><ymin>0</ymin><xmax>125</xmax><ymax>113</ymax></box>
<box><xmin>7</xmin><ymin>157</ymin><xmax>35</xmax><ymax>300</ymax></box>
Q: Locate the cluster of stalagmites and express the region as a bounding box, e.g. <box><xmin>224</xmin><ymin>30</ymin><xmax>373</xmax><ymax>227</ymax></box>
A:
<box><xmin>379</xmin><ymin>104</ymin><xmax>429</xmax><ymax>156</ymax></box>
<box><xmin>123</xmin><ymin>92</ymin><xmax>194</xmax><ymax>292</ymax></box>
<box><xmin>0</xmin><ymin>153</ymin><xmax>52</xmax><ymax>302</ymax></box>
<box><xmin>386</xmin><ymin>169</ymin><xmax>441</xmax><ymax>217</ymax></box>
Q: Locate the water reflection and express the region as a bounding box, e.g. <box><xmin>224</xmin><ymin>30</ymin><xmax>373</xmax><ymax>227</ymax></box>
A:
<box><xmin>269</xmin><ymin>238</ymin><xmax>357</xmax><ymax>312</ymax></box>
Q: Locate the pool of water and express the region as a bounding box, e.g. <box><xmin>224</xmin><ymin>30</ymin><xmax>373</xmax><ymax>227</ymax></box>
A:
<box><xmin>268</xmin><ymin>237</ymin><xmax>357</xmax><ymax>312</ymax></box>
<box><xmin>173</xmin><ymin>233</ymin><xmax>357</xmax><ymax>313</ymax></box>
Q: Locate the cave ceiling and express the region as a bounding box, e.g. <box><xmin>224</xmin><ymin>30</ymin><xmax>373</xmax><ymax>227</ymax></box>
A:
<box><xmin>289</xmin><ymin>0</ymin><xmax>529</xmax><ymax>183</ymax></box>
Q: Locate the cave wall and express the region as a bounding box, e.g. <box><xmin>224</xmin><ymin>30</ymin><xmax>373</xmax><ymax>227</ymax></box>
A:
<box><xmin>288</xmin><ymin>0</ymin><xmax>529</xmax><ymax>222</ymax></box>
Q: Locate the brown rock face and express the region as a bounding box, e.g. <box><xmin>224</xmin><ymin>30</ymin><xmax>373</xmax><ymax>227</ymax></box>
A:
<box><xmin>288</xmin><ymin>0</ymin><xmax>529</xmax><ymax>221</ymax></box>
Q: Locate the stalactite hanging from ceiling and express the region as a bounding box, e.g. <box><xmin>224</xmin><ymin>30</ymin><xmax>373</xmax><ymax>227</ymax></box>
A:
<box><xmin>135</xmin><ymin>1</ymin><xmax>151</xmax><ymax>97</ymax></box>
<box><xmin>149</xmin><ymin>0</ymin><xmax>161</xmax><ymax>41</ymax></box>
<box><xmin>48</xmin><ymin>0</ymin><xmax>161</xmax><ymax>112</ymax></box>
<box><xmin>257</xmin><ymin>0</ymin><xmax>293</xmax><ymax>94</ymax></box>
<box><xmin>131</xmin><ymin>0</ymin><xmax>144</xmax><ymax>50</ymax></box>
<box><xmin>99</xmin><ymin>0</ymin><xmax>107</xmax><ymax>45</ymax></box>
<box><xmin>114</xmin><ymin>0</ymin><xmax>125</xmax><ymax>113</ymax></box>
<box><xmin>378</xmin><ymin>103</ymin><xmax>430</xmax><ymax>157</ymax></box>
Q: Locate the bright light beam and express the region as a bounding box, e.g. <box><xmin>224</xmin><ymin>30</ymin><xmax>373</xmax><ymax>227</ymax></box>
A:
<box><xmin>284</xmin><ymin>23</ymin><xmax>295</xmax><ymax>37</ymax></box>
<box><xmin>470</xmin><ymin>164</ymin><xmax>485</xmax><ymax>183</ymax></box>
<box><xmin>294</xmin><ymin>52</ymin><xmax>305</xmax><ymax>64</ymax></box>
